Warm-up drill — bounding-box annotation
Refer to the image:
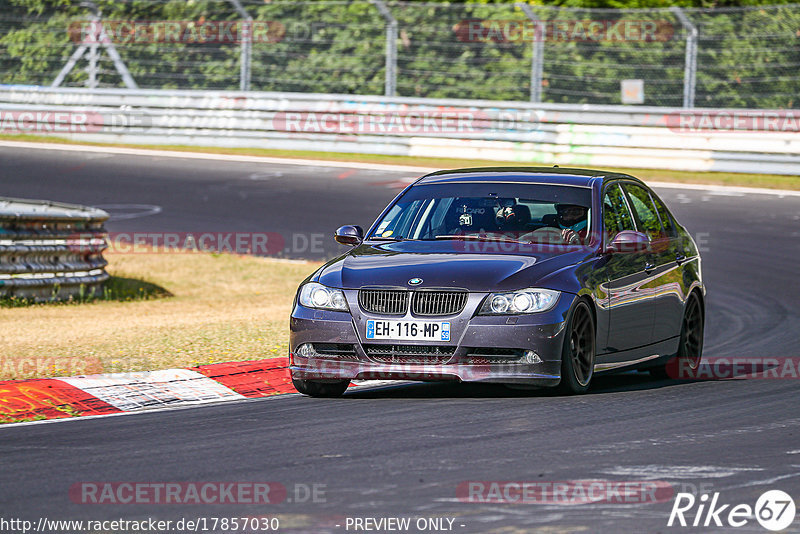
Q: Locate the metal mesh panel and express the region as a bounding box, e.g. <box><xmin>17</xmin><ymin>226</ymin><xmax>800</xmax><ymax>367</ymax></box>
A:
<box><xmin>524</xmin><ymin>5</ymin><xmax>687</xmax><ymax>106</ymax></box>
<box><xmin>364</xmin><ymin>344</ymin><xmax>455</xmax><ymax>364</ymax></box>
<box><xmin>1</xmin><ymin>1</ymin><xmax>798</xmax><ymax>107</ymax></box>
<box><xmin>247</xmin><ymin>1</ymin><xmax>386</xmax><ymax>94</ymax></box>
<box><xmin>389</xmin><ymin>2</ymin><xmax>529</xmax><ymax>101</ymax></box>
<box><xmin>688</xmin><ymin>5</ymin><xmax>800</xmax><ymax>108</ymax></box>
<box><xmin>312</xmin><ymin>343</ymin><xmax>359</xmax><ymax>361</ymax></box>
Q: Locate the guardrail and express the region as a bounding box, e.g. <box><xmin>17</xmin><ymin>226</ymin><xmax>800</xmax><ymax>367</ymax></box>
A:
<box><xmin>0</xmin><ymin>85</ymin><xmax>798</xmax><ymax>176</ymax></box>
<box><xmin>0</xmin><ymin>197</ymin><xmax>109</xmax><ymax>302</ymax></box>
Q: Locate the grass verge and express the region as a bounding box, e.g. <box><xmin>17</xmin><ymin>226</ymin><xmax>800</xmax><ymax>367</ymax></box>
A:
<box><xmin>0</xmin><ymin>250</ymin><xmax>320</xmax><ymax>380</ymax></box>
<box><xmin>1</xmin><ymin>133</ymin><xmax>798</xmax><ymax>191</ymax></box>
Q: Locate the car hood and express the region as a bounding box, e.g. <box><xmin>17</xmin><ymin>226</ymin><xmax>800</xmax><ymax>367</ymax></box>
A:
<box><xmin>316</xmin><ymin>241</ymin><xmax>591</xmax><ymax>292</ymax></box>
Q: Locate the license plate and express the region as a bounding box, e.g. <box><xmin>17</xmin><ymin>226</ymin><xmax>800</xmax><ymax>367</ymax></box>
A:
<box><xmin>366</xmin><ymin>320</ymin><xmax>450</xmax><ymax>342</ymax></box>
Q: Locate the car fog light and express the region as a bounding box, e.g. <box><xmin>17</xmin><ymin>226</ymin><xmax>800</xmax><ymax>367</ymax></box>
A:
<box><xmin>523</xmin><ymin>350</ymin><xmax>542</xmax><ymax>364</ymax></box>
<box><xmin>297</xmin><ymin>343</ymin><xmax>316</xmax><ymax>358</ymax></box>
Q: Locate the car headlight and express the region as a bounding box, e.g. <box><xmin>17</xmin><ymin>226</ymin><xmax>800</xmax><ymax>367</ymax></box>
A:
<box><xmin>479</xmin><ymin>288</ymin><xmax>560</xmax><ymax>315</ymax></box>
<box><xmin>298</xmin><ymin>282</ymin><xmax>348</xmax><ymax>311</ymax></box>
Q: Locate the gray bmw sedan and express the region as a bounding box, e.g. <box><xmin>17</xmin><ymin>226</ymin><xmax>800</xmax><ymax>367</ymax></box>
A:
<box><xmin>289</xmin><ymin>167</ymin><xmax>705</xmax><ymax>396</ymax></box>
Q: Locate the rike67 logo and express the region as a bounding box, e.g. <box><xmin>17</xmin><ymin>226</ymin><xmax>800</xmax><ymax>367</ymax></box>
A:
<box><xmin>668</xmin><ymin>490</ymin><xmax>796</xmax><ymax>531</ymax></box>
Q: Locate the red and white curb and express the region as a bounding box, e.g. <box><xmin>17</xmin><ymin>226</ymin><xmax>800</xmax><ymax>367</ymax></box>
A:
<box><xmin>0</xmin><ymin>358</ymin><xmax>388</xmax><ymax>423</ymax></box>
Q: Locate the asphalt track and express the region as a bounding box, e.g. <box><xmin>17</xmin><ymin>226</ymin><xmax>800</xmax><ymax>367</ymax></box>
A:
<box><xmin>1</xmin><ymin>145</ymin><xmax>799</xmax><ymax>533</ymax></box>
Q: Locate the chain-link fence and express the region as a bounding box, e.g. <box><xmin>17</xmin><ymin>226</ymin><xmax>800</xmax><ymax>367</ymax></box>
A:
<box><xmin>1</xmin><ymin>1</ymin><xmax>798</xmax><ymax>108</ymax></box>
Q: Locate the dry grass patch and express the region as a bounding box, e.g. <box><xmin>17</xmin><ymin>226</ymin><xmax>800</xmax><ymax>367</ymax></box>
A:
<box><xmin>0</xmin><ymin>250</ymin><xmax>321</xmax><ymax>380</ymax></box>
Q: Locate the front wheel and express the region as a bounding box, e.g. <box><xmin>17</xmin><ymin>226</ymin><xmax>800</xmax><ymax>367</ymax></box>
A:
<box><xmin>292</xmin><ymin>378</ymin><xmax>350</xmax><ymax>397</ymax></box>
<box><xmin>650</xmin><ymin>293</ymin><xmax>704</xmax><ymax>379</ymax></box>
<box><xmin>557</xmin><ymin>300</ymin><xmax>596</xmax><ymax>394</ymax></box>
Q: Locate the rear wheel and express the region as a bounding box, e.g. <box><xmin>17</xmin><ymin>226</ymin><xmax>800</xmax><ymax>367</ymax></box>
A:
<box><xmin>292</xmin><ymin>378</ymin><xmax>350</xmax><ymax>397</ymax></box>
<box><xmin>557</xmin><ymin>301</ymin><xmax>596</xmax><ymax>394</ymax></box>
<box><xmin>650</xmin><ymin>293</ymin><xmax>704</xmax><ymax>379</ymax></box>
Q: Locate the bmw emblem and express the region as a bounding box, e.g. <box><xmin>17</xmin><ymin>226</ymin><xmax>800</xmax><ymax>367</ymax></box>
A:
<box><xmin>408</xmin><ymin>278</ymin><xmax>423</xmax><ymax>286</ymax></box>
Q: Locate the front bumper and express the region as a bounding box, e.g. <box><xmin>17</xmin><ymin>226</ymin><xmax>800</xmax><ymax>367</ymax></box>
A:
<box><xmin>289</xmin><ymin>292</ymin><xmax>573</xmax><ymax>387</ymax></box>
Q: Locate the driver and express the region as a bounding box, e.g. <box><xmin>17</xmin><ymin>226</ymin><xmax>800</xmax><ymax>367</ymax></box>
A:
<box><xmin>555</xmin><ymin>203</ymin><xmax>588</xmax><ymax>244</ymax></box>
<box><xmin>556</xmin><ymin>203</ymin><xmax>588</xmax><ymax>232</ymax></box>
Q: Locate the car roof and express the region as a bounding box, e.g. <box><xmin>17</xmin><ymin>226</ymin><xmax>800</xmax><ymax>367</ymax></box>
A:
<box><xmin>417</xmin><ymin>166</ymin><xmax>646</xmax><ymax>188</ymax></box>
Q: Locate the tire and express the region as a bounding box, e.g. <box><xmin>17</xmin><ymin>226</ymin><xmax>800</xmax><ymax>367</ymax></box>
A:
<box><xmin>650</xmin><ymin>292</ymin><xmax>704</xmax><ymax>379</ymax></box>
<box><xmin>557</xmin><ymin>300</ymin><xmax>596</xmax><ymax>394</ymax></box>
<box><xmin>292</xmin><ymin>378</ymin><xmax>350</xmax><ymax>397</ymax></box>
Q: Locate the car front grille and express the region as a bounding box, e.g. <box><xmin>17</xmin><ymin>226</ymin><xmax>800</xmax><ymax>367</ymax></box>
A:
<box><xmin>411</xmin><ymin>290</ymin><xmax>468</xmax><ymax>316</ymax></box>
<box><xmin>364</xmin><ymin>344</ymin><xmax>456</xmax><ymax>365</ymax></box>
<box><xmin>358</xmin><ymin>288</ymin><xmax>468</xmax><ymax>316</ymax></box>
<box><xmin>358</xmin><ymin>289</ymin><xmax>408</xmax><ymax>315</ymax></box>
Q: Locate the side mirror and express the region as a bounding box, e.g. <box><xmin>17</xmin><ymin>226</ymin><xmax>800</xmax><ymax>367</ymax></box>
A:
<box><xmin>605</xmin><ymin>230</ymin><xmax>650</xmax><ymax>254</ymax></box>
<box><xmin>334</xmin><ymin>225</ymin><xmax>363</xmax><ymax>246</ymax></box>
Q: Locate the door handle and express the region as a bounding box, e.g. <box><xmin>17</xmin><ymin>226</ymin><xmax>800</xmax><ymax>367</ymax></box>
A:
<box><xmin>644</xmin><ymin>262</ymin><xmax>655</xmax><ymax>273</ymax></box>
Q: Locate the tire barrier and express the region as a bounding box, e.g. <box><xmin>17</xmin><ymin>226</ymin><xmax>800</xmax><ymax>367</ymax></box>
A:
<box><xmin>0</xmin><ymin>197</ymin><xmax>109</xmax><ymax>301</ymax></box>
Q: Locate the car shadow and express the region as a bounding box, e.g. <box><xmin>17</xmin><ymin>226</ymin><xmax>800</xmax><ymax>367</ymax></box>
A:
<box><xmin>342</xmin><ymin>370</ymin><xmax>710</xmax><ymax>399</ymax></box>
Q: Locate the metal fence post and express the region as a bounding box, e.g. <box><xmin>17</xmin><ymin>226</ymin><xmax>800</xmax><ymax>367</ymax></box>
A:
<box><xmin>87</xmin><ymin>39</ymin><xmax>99</xmax><ymax>89</ymax></box>
<box><xmin>671</xmin><ymin>7</ymin><xmax>697</xmax><ymax>109</ymax></box>
<box><xmin>373</xmin><ymin>0</ymin><xmax>397</xmax><ymax>97</ymax></box>
<box><xmin>229</xmin><ymin>0</ymin><xmax>253</xmax><ymax>91</ymax></box>
<box><xmin>517</xmin><ymin>3</ymin><xmax>543</xmax><ymax>103</ymax></box>
<box><xmin>52</xmin><ymin>1</ymin><xmax>138</xmax><ymax>89</ymax></box>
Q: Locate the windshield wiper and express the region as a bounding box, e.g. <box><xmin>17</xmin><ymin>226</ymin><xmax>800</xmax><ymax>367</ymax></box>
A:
<box><xmin>434</xmin><ymin>235</ymin><xmax>531</xmax><ymax>245</ymax></box>
<box><xmin>367</xmin><ymin>236</ymin><xmax>413</xmax><ymax>242</ymax></box>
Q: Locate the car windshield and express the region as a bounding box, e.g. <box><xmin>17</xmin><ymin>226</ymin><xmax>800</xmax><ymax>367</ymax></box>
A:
<box><xmin>369</xmin><ymin>182</ymin><xmax>593</xmax><ymax>245</ymax></box>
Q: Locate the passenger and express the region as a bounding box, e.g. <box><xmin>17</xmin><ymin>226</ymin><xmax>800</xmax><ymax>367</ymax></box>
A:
<box><xmin>496</xmin><ymin>204</ymin><xmax>532</xmax><ymax>234</ymax></box>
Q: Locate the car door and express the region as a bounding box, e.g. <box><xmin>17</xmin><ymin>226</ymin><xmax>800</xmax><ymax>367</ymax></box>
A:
<box><xmin>624</xmin><ymin>184</ymin><xmax>686</xmax><ymax>343</ymax></box>
<box><xmin>598</xmin><ymin>182</ymin><xmax>655</xmax><ymax>354</ymax></box>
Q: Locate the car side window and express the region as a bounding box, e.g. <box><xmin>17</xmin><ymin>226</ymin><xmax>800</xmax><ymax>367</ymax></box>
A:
<box><xmin>602</xmin><ymin>183</ymin><xmax>635</xmax><ymax>240</ymax></box>
<box><xmin>649</xmin><ymin>191</ymin><xmax>676</xmax><ymax>237</ymax></box>
<box><xmin>623</xmin><ymin>183</ymin><xmax>663</xmax><ymax>241</ymax></box>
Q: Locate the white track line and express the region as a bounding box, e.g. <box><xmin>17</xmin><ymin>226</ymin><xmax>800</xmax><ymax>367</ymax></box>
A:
<box><xmin>0</xmin><ymin>140</ymin><xmax>434</xmax><ymax>173</ymax></box>
<box><xmin>647</xmin><ymin>180</ymin><xmax>800</xmax><ymax>197</ymax></box>
<box><xmin>1</xmin><ymin>140</ymin><xmax>798</xmax><ymax>197</ymax></box>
